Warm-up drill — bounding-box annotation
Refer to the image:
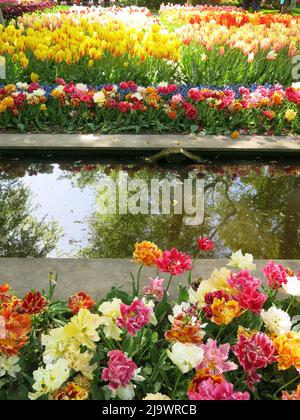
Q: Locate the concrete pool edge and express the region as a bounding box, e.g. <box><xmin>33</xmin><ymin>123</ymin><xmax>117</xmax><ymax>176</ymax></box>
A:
<box><xmin>2</xmin><ymin>258</ymin><xmax>300</xmax><ymax>300</ymax></box>
<box><xmin>0</xmin><ymin>133</ymin><xmax>300</xmax><ymax>154</ymax></box>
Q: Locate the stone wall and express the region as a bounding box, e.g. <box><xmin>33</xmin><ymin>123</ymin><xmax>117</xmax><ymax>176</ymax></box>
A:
<box><xmin>1</xmin><ymin>258</ymin><xmax>299</xmax><ymax>300</ymax></box>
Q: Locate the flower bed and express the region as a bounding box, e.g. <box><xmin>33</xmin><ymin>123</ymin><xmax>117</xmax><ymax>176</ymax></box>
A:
<box><xmin>0</xmin><ymin>5</ymin><xmax>299</xmax><ymax>134</ymax></box>
<box><xmin>1</xmin><ymin>1</ymin><xmax>54</xmax><ymax>21</ymax></box>
<box><xmin>0</xmin><ymin>5</ymin><xmax>299</xmax><ymax>86</ymax></box>
<box><xmin>0</xmin><ymin>80</ymin><xmax>299</xmax><ymax>134</ymax></box>
<box><xmin>0</xmin><ymin>241</ymin><xmax>299</xmax><ymax>400</ymax></box>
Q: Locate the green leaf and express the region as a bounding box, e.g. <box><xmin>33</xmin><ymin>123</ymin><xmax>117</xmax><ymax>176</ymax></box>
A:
<box><xmin>7</xmin><ymin>385</ymin><xmax>29</xmax><ymax>400</ymax></box>
<box><xmin>155</xmin><ymin>300</ymin><xmax>170</xmax><ymax>321</ymax></box>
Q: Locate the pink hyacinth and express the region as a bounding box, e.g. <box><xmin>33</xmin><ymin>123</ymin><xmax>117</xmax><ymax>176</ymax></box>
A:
<box><xmin>102</xmin><ymin>350</ymin><xmax>137</xmax><ymax>390</ymax></box>
<box><xmin>143</xmin><ymin>277</ymin><xmax>165</xmax><ymax>301</ymax></box>
<box><xmin>232</xmin><ymin>333</ymin><xmax>276</xmax><ymax>390</ymax></box>
<box><xmin>156</xmin><ymin>248</ymin><xmax>192</xmax><ymax>276</ymax></box>
<box><xmin>116</xmin><ymin>298</ymin><xmax>152</xmax><ymax>336</ymax></box>
<box><xmin>234</xmin><ymin>286</ymin><xmax>267</xmax><ymax>314</ymax></box>
<box><xmin>188</xmin><ymin>378</ymin><xmax>250</xmax><ymax>401</ymax></box>
<box><xmin>228</xmin><ymin>270</ymin><xmax>261</xmax><ymax>290</ymax></box>
<box><xmin>197</xmin><ymin>236</ymin><xmax>214</xmax><ymax>252</ymax></box>
<box><xmin>262</xmin><ymin>261</ymin><xmax>288</xmax><ymax>289</ymax></box>
<box><xmin>198</xmin><ymin>339</ymin><xmax>238</xmax><ymax>375</ymax></box>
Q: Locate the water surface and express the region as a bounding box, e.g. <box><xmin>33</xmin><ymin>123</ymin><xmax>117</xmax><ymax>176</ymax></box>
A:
<box><xmin>0</xmin><ymin>158</ymin><xmax>299</xmax><ymax>259</ymax></box>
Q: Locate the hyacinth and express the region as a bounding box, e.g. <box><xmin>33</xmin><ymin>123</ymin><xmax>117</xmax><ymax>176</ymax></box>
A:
<box><xmin>102</xmin><ymin>350</ymin><xmax>137</xmax><ymax>391</ymax></box>
<box><xmin>197</xmin><ymin>236</ymin><xmax>214</xmax><ymax>252</ymax></box>
<box><xmin>53</xmin><ymin>382</ymin><xmax>88</xmax><ymax>401</ymax></box>
<box><xmin>21</xmin><ymin>291</ymin><xmax>48</xmax><ymax>315</ymax></box>
<box><xmin>0</xmin><ymin>309</ymin><xmax>31</xmax><ymax>356</ymax></box>
<box><xmin>282</xmin><ymin>384</ymin><xmax>300</xmax><ymax>400</ymax></box>
<box><xmin>197</xmin><ymin>339</ymin><xmax>238</xmax><ymax>375</ymax></box>
<box><xmin>68</xmin><ymin>291</ymin><xmax>96</xmax><ymax>314</ymax></box>
<box><xmin>188</xmin><ymin>377</ymin><xmax>250</xmax><ymax>401</ymax></box>
<box><xmin>234</xmin><ymin>286</ymin><xmax>267</xmax><ymax>314</ymax></box>
<box><xmin>156</xmin><ymin>248</ymin><xmax>193</xmax><ymax>276</ymax></box>
<box><xmin>143</xmin><ymin>277</ymin><xmax>165</xmax><ymax>301</ymax></box>
<box><xmin>273</xmin><ymin>331</ymin><xmax>300</xmax><ymax>372</ymax></box>
<box><xmin>228</xmin><ymin>270</ymin><xmax>261</xmax><ymax>291</ymax></box>
<box><xmin>133</xmin><ymin>241</ymin><xmax>162</xmax><ymax>267</ymax></box>
<box><xmin>232</xmin><ymin>333</ymin><xmax>277</xmax><ymax>390</ymax></box>
<box><xmin>262</xmin><ymin>261</ymin><xmax>288</xmax><ymax>289</ymax></box>
<box><xmin>116</xmin><ymin>298</ymin><xmax>152</xmax><ymax>336</ymax></box>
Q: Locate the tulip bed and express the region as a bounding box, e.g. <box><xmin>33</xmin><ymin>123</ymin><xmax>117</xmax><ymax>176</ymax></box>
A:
<box><xmin>2</xmin><ymin>5</ymin><xmax>300</xmax><ymax>86</ymax></box>
<box><xmin>0</xmin><ymin>241</ymin><xmax>299</xmax><ymax>400</ymax></box>
<box><xmin>0</xmin><ymin>5</ymin><xmax>299</xmax><ymax>134</ymax></box>
<box><xmin>0</xmin><ymin>80</ymin><xmax>299</xmax><ymax>134</ymax></box>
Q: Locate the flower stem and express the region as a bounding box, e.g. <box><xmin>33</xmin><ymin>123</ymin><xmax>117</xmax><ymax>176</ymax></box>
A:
<box><xmin>215</xmin><ymin>325</ymin><xmax>225</xmax><ymax>341</ymax></box>
<box><xmin>286</xmin><ymin>296</ymin><xmax>295</xmax><ymax>313</ymax></box>
<box><xmin>166</xmin><ymin>274</ymin><xmax>173</xmax><ymax>293</ymax></box>
<box><xmin>275</xmin><ymin>375</ymin><xmax>299</xmax><ymax>398</ymax></box>
<box><xmin>136</xmin><ymin>265</ymin><xmax>143</xmax><ymax>296</ymax></box>
<box><xmin>172</xmin><ymin>371</ymin><xmax>182</xmax><ymax>399</ymax></box>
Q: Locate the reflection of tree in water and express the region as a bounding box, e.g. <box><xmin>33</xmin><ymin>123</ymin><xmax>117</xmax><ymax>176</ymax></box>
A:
<box><xmin>72</xmin><ymin>163</ymin><xmax>300</xmax><ymax>259</ymax></box>
<box><xmin>0</xmin><ymin>176</ymin><xmax>61</xmax><ymax>257</ymax></box>
<box><xmin>3</xmin><ymin>161</ymin><xmax>297</xmax><ymax>259</ymax></box>
<box><xmin>79</xmin><ymin>166</ymin><xmax>202</xmax><ymax>258</ymax></box>
<box><xmin>216</xmin><ymin>175</ymin><xmax>300</xmax><ymax>259</ymax></box>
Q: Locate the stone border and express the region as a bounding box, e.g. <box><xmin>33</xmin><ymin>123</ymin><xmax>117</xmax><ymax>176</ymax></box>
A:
<box><xmin>0</xmin><ymin>133</ymin><xmax>300</xmax><ymax>154</ymax></box>
<box><xmin>2</xmin><ymin>258</ymin><xmax>299</xmax><ymax>300</ymax></box>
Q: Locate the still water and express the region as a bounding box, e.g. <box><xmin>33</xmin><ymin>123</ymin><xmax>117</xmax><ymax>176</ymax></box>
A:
<box><xmin>0</xmin><ymin>158</ymin><xmax>299</xmax><ymax>259</ymax></box>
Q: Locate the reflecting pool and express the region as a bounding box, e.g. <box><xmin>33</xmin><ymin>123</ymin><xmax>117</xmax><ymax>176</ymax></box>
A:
<box><xmin>0</xmin><ymin>158</ymin><xmax>299</xmax><ymax>259</ymax></box>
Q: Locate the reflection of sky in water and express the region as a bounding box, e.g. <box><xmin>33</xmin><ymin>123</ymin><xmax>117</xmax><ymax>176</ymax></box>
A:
<box><xmin>22</xmin><ymin>165</ymin><xmax>95</xmax><ymax>257</ymax></box>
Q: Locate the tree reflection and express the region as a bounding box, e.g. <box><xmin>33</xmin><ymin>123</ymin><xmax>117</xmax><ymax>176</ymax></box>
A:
<box><xmin>0</xmin><ymin>176</ymin><xmax>60</xmax><ymax>257</ymax></box>
<box><xmin>215</xmin><ymin>175</ymin><xmax>300</xmax><ymax>259</ymax></box>
<box><xmin>72</xmin><ymin>163</ymin><xmax>300</xmax><ymax>259</ymax></box>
